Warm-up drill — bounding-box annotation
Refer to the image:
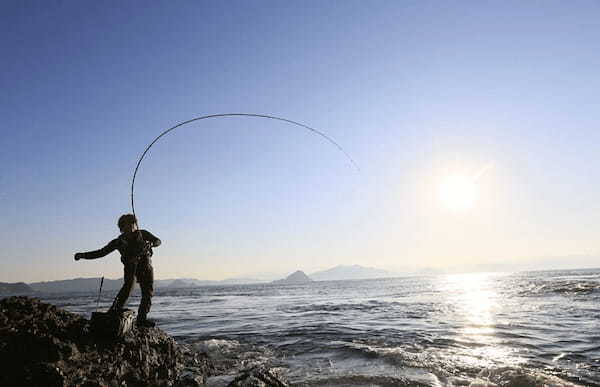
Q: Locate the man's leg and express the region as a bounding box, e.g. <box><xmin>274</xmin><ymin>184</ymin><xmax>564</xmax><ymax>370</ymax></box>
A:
<box><xmin>136</xmin><ymin>260</ymin><xmax>154</xmax><ymax>326</ymax></box>
<box><xmin>111</xmin><ymin>261</ymin><xmax>136</xmax><ymax>312</ymax></box>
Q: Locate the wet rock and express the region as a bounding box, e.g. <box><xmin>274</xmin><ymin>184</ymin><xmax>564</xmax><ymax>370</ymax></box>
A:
<box><xmin>0</xmin><ymin>296</ymin><xmax>210</xmax><ymax>386</ymax></box>
<box><xmin>176</xmin><ymin>373</ymin><xmax>205</xmax><ymax>387</ymax></box>
<box><xmin>0</xmin><ymin>297</ymin><xmax>290</xmax><ymax>387</ymax></box>
<box><xmin>90</xmin><ymin>310</ymin><xmax>136</xmax><ymax>338</ymax></box>
<box><xmin>227</xmin><ymin>366</ymin><xmax>289</xmax><ymax>387</ymax></box>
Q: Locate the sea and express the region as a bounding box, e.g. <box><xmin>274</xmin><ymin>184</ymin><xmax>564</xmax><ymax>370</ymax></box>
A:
<box><xmin>35</xmin><ymin>269</ymin><xmax>600</xmax><ymax>386</ymax></box>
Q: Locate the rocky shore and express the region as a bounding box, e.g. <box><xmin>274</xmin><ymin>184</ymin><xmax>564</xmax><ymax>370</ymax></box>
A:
<box><xmin>0</xmin><ymin>297</ymin><xmax>288</xmax><ymax>387</ymax></box>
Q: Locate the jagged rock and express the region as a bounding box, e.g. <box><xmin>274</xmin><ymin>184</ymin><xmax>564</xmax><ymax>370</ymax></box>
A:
<box><xmin>0</xmin><ymin>296</ymin><xmax>211</xmax><ymax>387</ymax></box>
<box><xmin>228</xmin><ymin>366</ymin><xmax>289</xmax><ymax>387</ymax></box>
<box><xmin>175</xmin><ymin>345</ymin><xmax>214</xmax><ymax>386</ymax></box>
<box><xmin>90</xmin><ymin>310</ymin><xmax>136</xmax><ymax>338</ymax></box>
<box><xmin>175</xmin><ymin>373</ymin><xmax>204</xmax><ymax>387</ymax></box>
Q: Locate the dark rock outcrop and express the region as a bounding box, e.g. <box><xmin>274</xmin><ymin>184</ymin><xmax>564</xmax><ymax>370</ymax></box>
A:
<box><xmin>0</xmin><ymin>297</ymin><xmax>289</xmax><ymax>387</ymax></box>
<box><xmin>0</xmin><ymin>296</ymin><xmax>209</xmax><ymax>386</ymax></box>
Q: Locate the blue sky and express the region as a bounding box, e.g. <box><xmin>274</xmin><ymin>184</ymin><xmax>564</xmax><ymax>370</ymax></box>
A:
<box><xmin>2</xmin><ymin>1</ymin><xmax>599</xmax><ymax>282</ymax></box>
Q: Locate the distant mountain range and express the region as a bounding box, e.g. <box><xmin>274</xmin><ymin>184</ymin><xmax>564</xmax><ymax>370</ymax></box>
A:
<box><xmin>269</xmin><ymin>265</ymin><xmax>399</xmax><ymax>284</ymax></box>
<box><xmin>309</xmin><ymin>265</ymin><xmax>397</xmax><ymax>281</ymax></box>
<box><xmin>29</xmin><ymin>278</ymin><xmax>123</xmax><ymax>293</ymax></box>
<box><xmin>167</xmin><ymin>279</ymin><xmax>194</xmax><ymax>288</ymax></box>
<box><xmin>0</xmin><ymin>282</ymin><xmax>33</xmax><ymax>295</ymax></box>
<box><xmin>26</xmin><ymin>277</ymin><xmax>268</xmax><ymax>293</ymax></box>
<box><xmin>13</xmin><ymin>265</ymin><xmax>398</xmax><ymax>294</ymax></box>
<box><xmin>155</xmin><ymin>277</ymin><xmax>268</xmax><ymax>288</ymax></box>
<box><xmin>9</xmin><ymin>260</ymin><xmax>600</xmax><ymax>295</ymax></box>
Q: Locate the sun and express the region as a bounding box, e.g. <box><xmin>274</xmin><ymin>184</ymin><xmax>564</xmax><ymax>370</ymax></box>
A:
<box><xmin>439</xmin><ymin>175</ymin><xmax>478</xmax><ymax>212</ymax></box>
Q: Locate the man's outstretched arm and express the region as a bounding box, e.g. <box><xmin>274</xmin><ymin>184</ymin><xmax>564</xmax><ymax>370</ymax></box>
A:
<box><xmin>74</xmin><ymin>240</ymin><xmax>118</xmax><ymax>261</ymax></box>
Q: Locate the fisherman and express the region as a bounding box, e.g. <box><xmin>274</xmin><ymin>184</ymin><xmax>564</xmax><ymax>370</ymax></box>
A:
<box><xmin>74</xmin><ymin>214</ymin><xmax>161</xmax><ymax>327</ymax></box>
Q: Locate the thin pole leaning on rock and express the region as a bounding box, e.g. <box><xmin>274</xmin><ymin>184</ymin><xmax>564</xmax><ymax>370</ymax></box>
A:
<box><xmin>96</xmin><ymin>276</ymin><xmax>104</xmax><ymax>312</ymax></box>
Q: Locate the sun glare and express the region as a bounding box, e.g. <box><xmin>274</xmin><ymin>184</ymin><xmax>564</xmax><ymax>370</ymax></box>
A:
<box><xmin>439</xmin><ymin>175</ymin><xmax>478</xmax><ymax>212</ymax></box>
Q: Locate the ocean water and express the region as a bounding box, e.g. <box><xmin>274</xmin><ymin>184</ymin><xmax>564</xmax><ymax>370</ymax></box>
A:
<box><xmin>37</xmin><ymin>269</ymin><xmax>600</xmax><ymax>386</ymax></box>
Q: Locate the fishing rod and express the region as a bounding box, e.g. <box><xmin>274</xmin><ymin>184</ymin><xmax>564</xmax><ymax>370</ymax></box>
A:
<box><xmin>129</xmin><ymin>113</ymin><xmax>359</xmax><ymax>219</ymax></box>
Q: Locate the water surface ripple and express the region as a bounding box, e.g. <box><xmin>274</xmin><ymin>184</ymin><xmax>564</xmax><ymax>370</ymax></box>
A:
<box><xmin>39</xmin><ymin>269</ymin><xmax>600</xmax><ymax>386</ymax></box>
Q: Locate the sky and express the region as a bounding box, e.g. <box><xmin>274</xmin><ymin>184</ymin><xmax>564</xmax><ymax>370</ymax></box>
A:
<box><xmin>2</xmin><ymin>1</ymin><xmax>600</xmax><ymax>282</ymax></box>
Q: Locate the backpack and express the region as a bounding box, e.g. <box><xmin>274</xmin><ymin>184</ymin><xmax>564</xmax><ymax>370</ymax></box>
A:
<box><xmin>118</xmin><ymin>231</ymin><xmax>151</xmax><ymax>260</ymax></box>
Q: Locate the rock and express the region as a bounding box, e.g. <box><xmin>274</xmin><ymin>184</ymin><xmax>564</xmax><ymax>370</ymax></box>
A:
<box><xmin>228</xmin><ymin>366</ymin><xmax>289</xmax><ymax>387</ymax></box>
<box><xmin>176</xmin><ymin>344</ymin><xmax>214</xmax><ymax>386</ymax></box>
<box><xmin>0</xmin><ymin>297</ymin><xmax>290</xmax><ymax>387</ymax></box>
<box><xmin>176</xmin><ymin>373</ymin><xmax>205</xmax><ymax>387</ymax></box>
<box><xmin>90</xmin><ymin>310</ymin><xmax>136</xmax><ymax>338</ymax></box>
<box><xmin>0</xmin><ymin>296</ymin><xmax>211</xmax><ymax>387</ymax></box>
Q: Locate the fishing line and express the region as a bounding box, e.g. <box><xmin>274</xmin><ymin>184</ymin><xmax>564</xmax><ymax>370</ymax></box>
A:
<box><xmin>130</xmin><ymin>113</ymin><xmax>359</xmax><ymax>219</ymax></box>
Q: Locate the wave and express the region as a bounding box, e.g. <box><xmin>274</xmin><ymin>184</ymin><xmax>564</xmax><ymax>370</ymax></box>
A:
<box><xmin>297</xmin><ymin>370</ymin><xmax>584</xmax><ymax>387</ymax></box>
<box><xmin>296</xmin><ymin>374</ymin><xmax>430</xmax><ymax>386</ymax></box>
<box><xmin>281</xmin><ymin>301</ymin><xmax>402</xmax><ymax>313</ymax></box>
<box><xmin>194</xmin><ymin>338</ymin><xmax>240</xmax><ymax>353</ymax></box>
<box><xmin>321</xmin><ymin>340</ymin><xmax>590</xmax><ymax>387</ymax></box>
<box><xmin>520</xmin><ymin>280</ymin><xmax>600</xmax><ymax>297</ymax></box>
<box><xmin>279</xmin><ymin>300</ymin><xmax>440</xmax><ymax>318</ymax></box>
<box><xmin>467</xmin><ymin>367</ymin><xmax>585</xmax><ymax>387</ymax></box>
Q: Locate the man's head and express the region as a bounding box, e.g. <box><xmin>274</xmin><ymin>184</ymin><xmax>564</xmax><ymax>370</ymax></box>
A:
<box><xmin>117</xmin><ymin>214</ymin><xmax>138</xmax><ymax>233</ymax></box>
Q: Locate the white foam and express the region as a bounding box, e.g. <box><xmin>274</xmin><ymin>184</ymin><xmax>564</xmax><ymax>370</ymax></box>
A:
<box><xmin>194</xmin><ymin>339</ymin><xmax>240</xmax><ymax>354</ymax></box>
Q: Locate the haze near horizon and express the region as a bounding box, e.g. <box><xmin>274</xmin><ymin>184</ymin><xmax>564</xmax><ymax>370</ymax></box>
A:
<box><xmin>2</xmin><ymin>1</ymin><xmax>599</xmax><ymax>282</ymax></box>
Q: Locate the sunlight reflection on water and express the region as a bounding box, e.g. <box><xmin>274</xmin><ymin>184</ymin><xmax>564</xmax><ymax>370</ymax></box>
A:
<box><xmin>440</xmin><ymin>272</ymin><xmax>526</xmax><ymax>368</ymax></box>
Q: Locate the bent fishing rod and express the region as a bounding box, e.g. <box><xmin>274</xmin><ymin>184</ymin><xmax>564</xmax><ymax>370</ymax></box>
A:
<box><xmin>129</xmin><ymin>113</ymin><xmax>359</xmax><ymax>220</ymax></box>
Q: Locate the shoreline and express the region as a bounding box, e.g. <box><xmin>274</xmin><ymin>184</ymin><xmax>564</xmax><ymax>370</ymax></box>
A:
<box><xmin>0</xmin><ymin>296</ymin><xmax>289</xmax><ymax>387</ymax></box>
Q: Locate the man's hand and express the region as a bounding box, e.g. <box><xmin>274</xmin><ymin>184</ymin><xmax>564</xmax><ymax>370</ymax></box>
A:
<box><xmin>74</xmin><ymin>253</ymin><xmax>83</xmax><ymax>261</ymax></box>
<box><xmin>143</xmin><ymin>241</ymin><xmax>153</xmax><ymax>254</ymax></box>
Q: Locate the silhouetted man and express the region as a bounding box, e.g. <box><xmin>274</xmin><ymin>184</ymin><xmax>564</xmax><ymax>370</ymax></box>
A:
<box><xmin>74</xmin><ymin>214</ymin><xmax>161</xmax><ymax>327</ymax></box>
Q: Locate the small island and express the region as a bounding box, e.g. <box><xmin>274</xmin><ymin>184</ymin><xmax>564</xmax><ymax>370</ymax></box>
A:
<box><xmin>271</xmin><ymin>270</ymin><xmax>313</xmax><ymax>285</ymax></box>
